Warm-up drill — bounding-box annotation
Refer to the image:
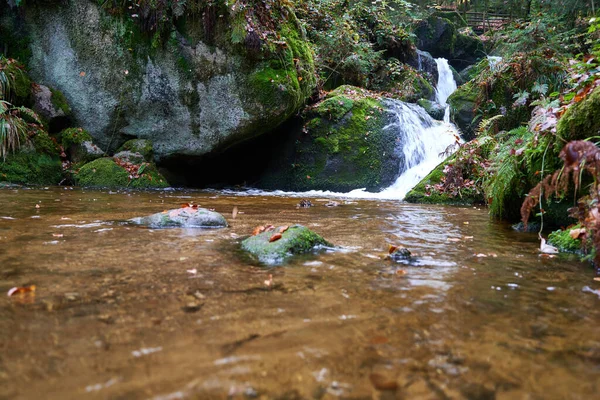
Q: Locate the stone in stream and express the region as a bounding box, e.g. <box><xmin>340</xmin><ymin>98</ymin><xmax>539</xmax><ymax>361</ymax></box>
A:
<box><xmin>130</xmin><ymin>207</ymin><xmax>228</xmax><ymax>229</ymax></box>
<box><xmin>241</xmin><ymin>225</ymin><xmax>332</xmax><ymax>264</ymax></box>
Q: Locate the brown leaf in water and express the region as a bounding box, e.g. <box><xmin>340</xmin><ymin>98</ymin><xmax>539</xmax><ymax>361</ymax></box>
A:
<box><xmin>269</xmin><ymin>233</ymin><xmax>282</xmax><ymax>242</ymax></box>
<box><xmin>279</xmin><ymin>225</ymin><xmax>289</xmax><ymax>234</ymax></box>
<box><xmin>264</xmin><ymin>274</ymin><xmax>273</xmax><ymax>287</ymax></box>
<box><xmin>369</xmin><ymin>373</ymin><xmax>398</xmax><ymax>391</ymax></box>
<box><xmin>396</xmin><ymin>269</ymin><xmax>407</xmax><ymax>276</ymax></box>
<box><xmin>52</xmin><ymin>233</ymin><xmax>64</xmax><ymax>238</ymax></box>
<box><xmin>7</xmin><ymin>285</ymin><xmax>36</xmax><ymax>296</ymax></box>
<box><xmin>252</xmin><ymin>225</ymin><xmax>265</xmax><ymax>236</ymax></box>
<box><xmin>232</xmin><ymin>206</ymin><xmax>238</xmax><ymax>219</ymax></box>
<box><xmin>388</xmin><ymin>244</ymin><xmax>398</xmax><ymax>254</ymax></box>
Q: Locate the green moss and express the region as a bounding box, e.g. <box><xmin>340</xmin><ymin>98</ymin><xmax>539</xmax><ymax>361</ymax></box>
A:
<box><xmin>556</xmin><ymin>86</ymin><xmax>600</xmax><ymax>141</ymax></box>
<box><xmin>49</xmin><ymin>88</ymin><xmax>71</xmax><ymax>115</ymax></box>
<box><xmin>31</xmin><ymin>130</ymin><xmax>60</xmax><ymax>156</ymax></box>
<box><xmin>0</xmin><ymin>150</ymin><xmax>62</xmax><ymax>185</ymax></box>
<box><xmin>61</xmin><ymin>127</ymin><xmax>93</xmax><ymax>149</ymax></box>
<box><xmin>73</xmin><ymin>157</ymin><xmax>168</xmax><ymax>188</ymax></box>
<box><xmin>316</xmin><ymin>95</ymin><xmax>354</xmax><ymax>120</ymax></box>
<box><xmin>118</xmin><ymin>139</ymin><xmax>154</xmax><ymax>161</ymax></box>
<box><xmin>548</xmin><ymin>225</ymin><xmax>583</xmax><ymax>253</ymax></box>
<box><xmin>241</xmin><ymin>225</ymin><xmax>331</xmax><ymax>264</ymax></box>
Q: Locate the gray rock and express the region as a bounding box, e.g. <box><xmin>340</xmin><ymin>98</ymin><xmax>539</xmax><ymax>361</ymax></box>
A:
<box><xmin>71</xmin><ymin>140</ymin><xmax>104</xmax><ymax>164</ymax></box>
<box><xmin>118</xmin><ymin>139</ymin><xmax>153</xmax><ymax>162</ymax></box>
<box><xmin>31</xmin><ymin>84</ymin><xmax>70</xmax><ymax>123</ymax></box>
<box><xmin>17</xmin><ymin>1</ymin><xmax>315</xmax><ymax>160</ymax></box>
<box><xmin>407</xmin><ymin>49</ymin><xmax>439</xmax><ymax>86</ymax></box>
<box><xmin>130</xmin><ymin>207</ymin><xmax>228</xmax><ymax>229</ymax></box>
<box><xmin>241</xmin><ymin>225</ymin><xmax>331</xmax><ymax>264</ymax></box>
<box><xmin>113</xmin><ymin>151</ymin><xmax>145</xmax><ymax>165</ymax></box>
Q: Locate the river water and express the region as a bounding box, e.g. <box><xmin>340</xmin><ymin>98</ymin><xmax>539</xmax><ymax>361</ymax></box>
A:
<box><xmin>1</xmin><ymin>187</ymin><xmax>599</xmax><ymax>399</ymax></box>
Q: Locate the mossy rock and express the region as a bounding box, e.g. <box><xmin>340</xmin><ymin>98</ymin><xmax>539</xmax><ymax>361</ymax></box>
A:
<box><xmin>404</xmin><ymin>159</ymin><xmax>484</xmax><ymax>205</ymax></box>
<box><xmin>548</xmin><ymin>225</ymin><xmax>583</xmax><ymax>254</ymax></box>
<box><xmin>259</xmin><ymin>86</ymin><xmax>400</xmax><ymax>192</ymax></box>
<box><xmin>241</xmin><ymin>225</ymin><xmax>331</xmax><ymax>264</ymax></box>
<box><xmin>557</xmin><ymin>86</ymin><xmax>600</xmax><ymax>141</ymax></box>
<box><xmin>130</xmin><ymin>207</ymin><xmax>227</xmax><ymax>229</ymax></box>
<box><xmin>0</xmin><ymin>58</ymin><xmax>32</xmax><ymax>106</ymax></box>
<box><xmin>448</xmin><ymin>81</ymin><xmax>478</xmax><ymax>139</ymax></box>
<box><xmin>417</xmin><ymin>99</ymin><xmax>445</xmax><ymax>121</ymax></box>
<box><xmin>61</xmin><ymin>127</ymin><xmax>93</xmax><ymax>149</ymax></box>
<box><xmin>73</xmin><ymin>157</ymin><xmax>168</xmax><ymax>189</ymax></box>
<box><xmin>118</xmin><ymin>139</ymin><xmax>154</xmax><ymax>161</ymax></box>
<box><xmin>0</xmin><ymin>149</ymin><xmax>62</xmax><ymax>185</ymax></box>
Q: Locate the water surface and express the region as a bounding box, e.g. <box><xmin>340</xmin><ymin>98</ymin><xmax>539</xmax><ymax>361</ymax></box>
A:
<box><xmin>1</xmin><ymin>187</ymin><xmax>599</xmax><ymax>399</ymax></box>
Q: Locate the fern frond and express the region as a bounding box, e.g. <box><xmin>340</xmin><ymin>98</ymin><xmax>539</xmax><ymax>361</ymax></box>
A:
<box><xmin>16</xmin><ymin>106</ymin><xmax>42</xmax><ymax>125</ymax></box>
<box><xmin>478</xmin><ymin>114</ymin><xmax>504</xmax><ymax>135</ymax></box>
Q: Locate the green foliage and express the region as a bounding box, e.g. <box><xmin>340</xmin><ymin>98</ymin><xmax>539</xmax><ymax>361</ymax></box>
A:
<box><xmin>0</xmin><ymin>100</ymin><xmax>41</xmax><ymax>161</ymax></box>
<box><xmin>548</xmin><ymin>225</ymin><xmax>584</xmax><ymax>253</ymax></box>
<box><xmin>60</xmin><ymin>127</ymin><xmax>93</xmax><ymax>149</ymax></box>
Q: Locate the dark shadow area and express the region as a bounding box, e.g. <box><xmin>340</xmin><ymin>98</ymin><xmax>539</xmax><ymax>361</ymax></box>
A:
<box><xmin>158</xmin><ymin>117</ymin><xmax>304</xmax><ymax>188</ymax></box>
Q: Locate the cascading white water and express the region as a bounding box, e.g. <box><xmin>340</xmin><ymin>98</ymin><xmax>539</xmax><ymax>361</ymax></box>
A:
<box><xmin>435</xmin><ymin>58</ymin><xmax>457</xmax><ymax>124</ymax></box>
<box><xmin>238</xmin><ymin>57</ymin><xmax>461</xmax><ymax>200</ymax></box>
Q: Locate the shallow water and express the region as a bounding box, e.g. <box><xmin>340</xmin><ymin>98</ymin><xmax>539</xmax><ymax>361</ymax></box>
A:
<box><xmin>1</xmin><ymin>187</ymin><xmax>599</xmax><ymax>399</ymax></box>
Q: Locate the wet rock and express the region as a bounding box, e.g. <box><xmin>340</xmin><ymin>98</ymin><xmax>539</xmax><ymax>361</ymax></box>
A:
<box><xmin>407</xmin><ymin>49</ymin><xmax>439</xmax><ymax>86</ymax></box>
<box><xmin>130</xmin><ymin>207</ymin><xmax>228</xmax><ymax>229</ymax></box>
<box><xmin>241</xmin><ymin>225</ymin><xmax>331</xmax><ymax>264</ymax></box>
<box><xmin>297</xmin><ymin>199</ymin><xmax>313</xmax><ymax>208</ymax></box>
<box><xmin>417</xmin><ymin>99</ymin><xmax>445</xmax><ymax>121</ymax></box>
<box><xmin>388</xmin><ymin>247</ymin><xmax>413</xmax><ymax>261</ymax></box>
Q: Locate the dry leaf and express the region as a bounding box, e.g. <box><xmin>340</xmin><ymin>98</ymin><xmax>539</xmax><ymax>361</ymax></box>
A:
<box><xmin>35</xmin><ymin>204</ymin><xmax>40</xmax><ymax>209</ymax></box>
<box><xmin>279</xmin><ymin>225</ymin><xmax>289</xmax><ymax>234</ymax></box>
<box><xmin>79</xmin><ymin>71</ymin><xmax>86</xmax><ymax>77</ymax></box>
<box><xmin>569</xmin><ymin>228</ymin><xmax>586</xmax><ymax>239</ymax></box>
<box><xmin>264</xmin><ymin>274</ymin><xmax>273</xmax><ymax>287</ymax></box>
<box><xmin>52</xmin><ymin>233</ymin><xmax>64</xmax><ymax>238</ymax></box>
<box><xmin>7</xmin><ymin>285</ymin><xmax>36</xmax><ymax>296</ymax></box>
<box><xmin>269</xmin><ymin>233</ymin><xmax>282</xmax><ymax>242</ymax></box>
<box><xmin>232</xmin><ymin>206</ymin><xmax>238</xmax><ymax>219</ymax></box>
<box><xmin>396</xmin><ymin>269</ymin><xmax>407</xmax><ymax>276</ymax></box>
<box><xmin>388</xmin><ymin>244</ymin><xmax>398</xmax><ymax>254</ymax></box>
<box><xmin>252</xmin><ymin>225</ymin><xmax>265</xmax><ymax>236</ymax></box>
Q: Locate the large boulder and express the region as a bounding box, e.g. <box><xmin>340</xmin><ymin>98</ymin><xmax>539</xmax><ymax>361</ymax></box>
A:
<box><xmin>557</xmin><ymin>86</ymin><xmax>600</xmax><ymax>141</ymax></box>
<box><xmin>8</xmin><ymin>1</ymin><xmax>316</xmax><ymax>161</ymax></box>
<box><xmin>448</xmin><ymin>81</ymin><xmax>478</xmax><ymax>139</ymax></box>
<box><xmin>241</xmin><ymin>225</ymin><xmax>331</xmax><ymax>264</ymax></box>
<box><xmin>413</xmin><ymin>16</ymin><xmax>484</xmax><ymax>70</ymax></box>
<box><xmin>407</xmin><ymin>49</ymin><xmax>439</xmax><ymax>88</ymax></box>
<box><xmin>130</xmin><ymin>207</ymin><xmax>227</xmax><ymax>229</ymax></box>
<box><xmin>258</xmin><ymin>86</ymin><xmax>401</xmax><ymax>192</ymax></box>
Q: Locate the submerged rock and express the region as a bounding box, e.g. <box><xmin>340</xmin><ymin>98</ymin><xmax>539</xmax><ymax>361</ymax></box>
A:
<box><xmin>241</xmin><ymin>225</ymin><xmax>331</xmax><ymax>264</ymax></box>
<box><xmin>130</xmin><ymin>207</ymin><xmax>228</xmax><ymax>229</ymax></box>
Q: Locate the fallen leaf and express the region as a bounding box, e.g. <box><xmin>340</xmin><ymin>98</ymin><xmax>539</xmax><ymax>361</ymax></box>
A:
<box><xmin>186</xmin><ymin>268</ymin><xmax>197</xmax><ymax>275</ymax></box>
<box><xmin>475</xmin><ymin>253</ymin><xmax>488</xmax><ymax>258</ymax></box>
<box><xmin>264</xmin><ymin>274</ymin><xmax>273</xmax><ymax>287</ymax></box>
<box><xmin>79</xmin><ymin>71</ymin><xmax>86</xmax><ymax>77</ymax></box>
<box><xmin>396</xmin><ymin>269</ymin><xmax>407</xmax><ymax>276</ymax></box>
<box><xmin>35</xmin><ymin>204</ymin><xmax>40</xmax><ymax>209</ymax></box>
<box><xmin>269</xmin><ymin>233</ymin><xmax>282</xmax><ymax>242</ymax></box>
<box><xmin>569</xmin><ymin>228</ymin><xmax>586</xmax><ymax>239</ymax></box>
<box><xmin>252</xmin><ymin>225</ymin><xmax>265</xmax><ymax>236</ymax></box>
<box><xmin>593</xmin><ymin>277</ymin><xmax>600</xmax><ymax>282</ymax></box>
<box><xmin>7</xmin><ymin>285</ymin><xmax>36</xmax><ymax>296</ymax></box>
<box><xmin>279</xmin><ymin>225</ymin><xmax>289</xmax><ymax>234</ymax></box>
<box><xmin>388</xmin><ymin>244</ymin><xmax>398</xmax><ymax>254</ymax></box>
<box><xmin>52</xmin><ymin>233</ymin><xmax>64</xmax><ymax>238</ymax></box>
<box><xmin>232</xmin><ymin>206</ymin><xmax>238</xmax><ymax>219</ymax></box>
<box><xmin>369</xmin><ymin>373</ymin><xmax>398</xmax><ymax>391</ymax></box>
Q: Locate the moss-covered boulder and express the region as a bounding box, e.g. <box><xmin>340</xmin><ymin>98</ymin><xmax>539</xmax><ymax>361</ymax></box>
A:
<box><xmin>118</xmin><ymin>139</ymin><xmax>153</xmax><ymax>162</ymax></box>
<box><xmin>448</xmin><ymin>81</ymin><xmax>478</xmax><ymax>139</ymax></box>
<box><xmin>60</xmin><ymin>127</ymin><xmax>104</xmax><ymax>164</ymax></box>
<box><xmin>417</xmin><ymin>99</ymin><xmax>445</xmax><ymax>120</ymax></box>
<box><xmin>259</xmin><ymin>86</ymin><xmax>400</xmax><ymax>192</ymax></box>
<box><xmin>556</xmin><ymin>86</ymin><xmax>600</xmax><ymax>142</ymax></box>
<box><xmin>113</xmin><ymin>151</ymin><xmax>145</xmax><ymax>165</ymax></box>
<box><xmin>130</xmin><ymin>207</ymin><xmax>227</xmax><ymax>229</ymax></box>
<box><xmin>9</xmin><ymin>1</ymin><xmax>316</xmax><ymax>160</ymax></box>
<box><xmin>73</xmin><ymin>157</ymin><xmax>168</xmax><ymax>189</ymax></box>
<box><xmin>0</xmin><ymin>130</ymin><xmax>62</xmax><ymax>185</ymax></box>
<box><xmin>241</xmin><ymin>225</ymin><xmax>331</xmax><ymax>264</ymax></box>
<box><xmin>413</xmin><ymin>16</ymin><xmax>484</xmax><ymax>70</ymax></box>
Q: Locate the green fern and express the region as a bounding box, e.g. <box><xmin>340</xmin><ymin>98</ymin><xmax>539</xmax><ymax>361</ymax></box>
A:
<box><xmin>0</xmin><ymin>101</ymin><xmax>29</xmax><ymax>161</ymax></box>
<box><xmin>478</xmin><ymin>114</ymin><xmax>504</xmax><ymax>136</ymax></box>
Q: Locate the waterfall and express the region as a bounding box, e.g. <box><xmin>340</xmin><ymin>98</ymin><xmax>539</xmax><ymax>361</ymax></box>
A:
<box><xmin>372</xmin><ymin>101</ymin><xmax>459</xmax><ymax>199</ymax></box>
<box><xmin>435</xmin><ymin>58</ymin><xmax>457</xmax><ymax>124</ymax></box>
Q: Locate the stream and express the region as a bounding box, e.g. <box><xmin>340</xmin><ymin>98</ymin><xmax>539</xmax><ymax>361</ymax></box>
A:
<box><xmin>1</xmin><ymin>187</ymin><xmax>599</xmax><ymax>399</ymax></box>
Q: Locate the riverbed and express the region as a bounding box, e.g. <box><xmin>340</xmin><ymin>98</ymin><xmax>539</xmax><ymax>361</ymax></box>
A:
<box><xmin>1</xmin><ymin>187</ymin><xmax>599</xmax><ymax>399</ymax></box>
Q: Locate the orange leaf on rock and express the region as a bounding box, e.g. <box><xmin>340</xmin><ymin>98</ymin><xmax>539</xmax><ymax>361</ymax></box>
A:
<box><xmin>252</xmin><ymin>226</ymin><xmax>265</xmax><ymax>236</ymax></box>
<box><xmin>269</xmin><ymin>233</ymin><xmax>282</xmax><ymax>242</ymax></box>
<box><xmin>279</xmin><ymin>225</ymin><xmax>289</xmax><ymax>234</ymax></box>
<box><xmin>388</xmin><ymin>244</ymin><xmax>398</xmax><ymax>254</ymax></box>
